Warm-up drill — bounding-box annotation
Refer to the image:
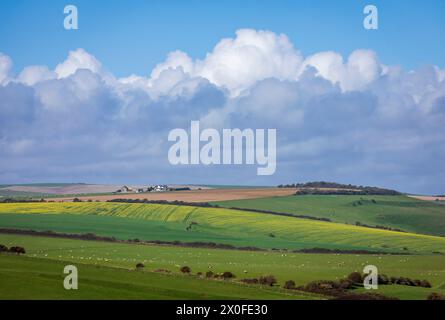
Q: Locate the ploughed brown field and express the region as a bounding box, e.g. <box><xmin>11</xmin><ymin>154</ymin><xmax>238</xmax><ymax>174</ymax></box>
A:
<box><xmin>46</xmin><ymin>188</ymin><xmax>297</xmax><ymax>203</ymax></box>
<box><xmin>408</xmin><ymin>195</ymin><xmax>445</xmax><ymax>201</ymax></box>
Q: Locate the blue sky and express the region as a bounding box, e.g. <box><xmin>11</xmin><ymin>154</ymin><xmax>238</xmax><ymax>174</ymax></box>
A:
<box><xmin>1</xmin><ymin>0</ymin><xmax>444</xmax><ymax>77</ymax></box>
<box><xmin>0</xmin><ymin>1</ymin><xmax>445</xmax><ymax>193</ymax></box>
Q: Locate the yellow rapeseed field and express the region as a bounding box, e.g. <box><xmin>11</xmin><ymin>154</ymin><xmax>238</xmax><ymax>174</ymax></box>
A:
<box><xmin>0</xmin><ymin>202</ymin><xmax>444</xmax><ymax>254</ymax></box>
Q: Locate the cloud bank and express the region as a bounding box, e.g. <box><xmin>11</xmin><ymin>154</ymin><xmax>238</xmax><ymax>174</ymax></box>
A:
<box><xmin>1</xmin><ymin>29</ymin><xmax>444</xmax><ymax>194</ymax></box>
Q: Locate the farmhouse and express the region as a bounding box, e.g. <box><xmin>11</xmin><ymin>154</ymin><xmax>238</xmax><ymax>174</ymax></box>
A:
<box><xmin>116</xmin><ymin>186</ymin><xmax>134</xmax><ymax>193</ymax></box>
<box><xmin>152</xmin><ymin>185</ymin><xmax>168</xmax><ymax>192</ymax></box>
<box><xmin>114</xmin><ymin>184</ymin><xmax>170</xmax><ymax>193</ymax></box>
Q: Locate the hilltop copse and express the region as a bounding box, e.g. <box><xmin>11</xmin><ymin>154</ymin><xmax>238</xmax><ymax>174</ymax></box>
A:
<box><xmin>278</xmin><ymin>181</ymin><xmax>401</xmax><ymax>196</ymax></box>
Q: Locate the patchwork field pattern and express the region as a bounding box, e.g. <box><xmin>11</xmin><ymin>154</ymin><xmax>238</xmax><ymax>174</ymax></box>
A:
<box><xmin>0</xmin><ymin>202</ymin><xmax>445</xmax><ymax>253</ymax></box>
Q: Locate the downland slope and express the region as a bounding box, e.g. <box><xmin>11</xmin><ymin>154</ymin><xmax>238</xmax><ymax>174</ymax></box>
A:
<box><xmin>0</xmin><ymin>202</ymin><xmax>444</xmax><ymax>254</ymax></box>
<box><xmin>214</xmin><ymin>195</ymin><xmax>445</xmax><ymax>237</ymax></box>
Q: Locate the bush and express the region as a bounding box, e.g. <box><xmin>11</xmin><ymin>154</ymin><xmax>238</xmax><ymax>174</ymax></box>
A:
<box><xmin>338</xmin><ymin>279</ymin><xmax>354</xmax><ymax>289</ymax></box>
<box><xmin>334</xmin><ymin>292</ymin><xmax>398</xmax><ymax>300</ymax></box>
<box><xmin>73</xmin><ymin>198</ymin><xmax>82</xmax><ymax>202</ymax></box>
<box><xmin>180</xmin><ymin>266</ymin><xmax>191</xmax><ymax>274</ymax></box>
<box><xmin>153</xmin><ymin>268</ymin><xmax>171</xmax><ymax>274</ymax></box>
<box><xmin>419</xmin><ymin>279</ymin><xmax>432</xmax><ymax>288</ymax></box>
<box><xmin>305</xmin><ymin>280</ymin><xmax>340</xmax><ymax>292</ymax></box>
<box><xmin>222</xmin><ymin>271</ymin><xmax>236</xmax><ymax>280</ymax></box>
<box><xmin>136</xmin><ymin>262</ymin><xmax>145</xmax><ymax>269</ymax></box>
<box><xmin>386</xmin><ymin>276</ymin><xmax>431</xmax><ymax>287</ymax></box>
<box><xmin>378</xmin><ymin>274</ymin><xmax>390</xmax><ymax>285</ymax></box>
<box><xmin>205</xmin><ymin>271</ymin><xmax>214</xmax><ymax>278</ymax></box>
<box><xmin>240</xmin><ymin>278</ymin><xmax>259</xmax><ymax>285</ymax></box>
<box><xmin>283</xmin><ymin>280</ymin><xmax>296</xmax><ymax>290</ymax></box>
<box><xmin>259</xmin><ymin>275</ymin><xmax>277</xmax><ymax>286</ymax></box>
<box><xmin>0</xmin><ymin>244</ymin><xmax>8</xmax><ymax>252</ymax></box>
<box><xmin>9</xmin><ymin>246</ymin><xmax>26</xmax><ymax>254</ymax></box>
<box><xmin>427</xmin><ymin>292</ymin><xmax>445</xmax><ymax>300</ymax></box>
<box><xmin>394</xmin><ymin>277</ymin><xmax>411</xmax><ymax>286</ymax></box>
<box><xmin>347</xmin><ymin>272</ymin><xmax>363</xmax><ymax>284</ymax></box>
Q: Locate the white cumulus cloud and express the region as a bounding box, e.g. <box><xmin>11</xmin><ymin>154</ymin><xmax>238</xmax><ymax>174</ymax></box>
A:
<box><xmin>193</xmin><ymin>29</ymin><xmax>303</xmax><ymax>95</ymax></box>
<box><xmin>0</xmin><ymin>29</ymin><xmax>444</xmax><ymax>193</ymax></box>
<box><xmin>55</xmin><ymin>48</ymin><xmax>102</xmax><ymax>78</ymax></box>
<box><xmin>303</xmin><ymin>49</ymin><xmax>381</xmax><ymax>91</ymax></box>
<box><xmin>18</xmin><ymin>65</ymin><xmax>56</xmax><ymax>86</ymax></box>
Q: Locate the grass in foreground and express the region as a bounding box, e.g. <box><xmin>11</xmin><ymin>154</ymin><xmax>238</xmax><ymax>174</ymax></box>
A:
<box><xmin>1</xmin><ymin>234</ymin><xmax>444</xmax><ymax>300</ymax></box>
<box><xmin>0</xmin><ymin>254</ymin><xmax>318</xmax><ymax>300</ymax></box>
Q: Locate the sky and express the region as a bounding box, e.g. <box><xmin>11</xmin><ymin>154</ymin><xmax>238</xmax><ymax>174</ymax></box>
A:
<box><xmin>0</xmin><ymin>0</ymin><xmax>444</xmax><ymax>194</ymax></box>
<box><xmin>1</xmin><ymin>0</ymin><xmax>444</xmax><ymax>75</ymax></box>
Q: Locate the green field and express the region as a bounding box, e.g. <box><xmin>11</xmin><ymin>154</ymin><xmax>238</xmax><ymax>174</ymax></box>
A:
<box><xmin>1</xmin><ymin>234</ymin><xmax>444</xmax><ymax>300</ymax></box>
<box><xmin>1</xmin><ymin>202</ymin><xmax>445</xmax><ymax>253</ymax></box>
<box><xmin>0</xmin><ymin>254</ymin><xmax>318</xmax><ymax>300</ymax></box>
<box><xmin>1</xmin><ymin>198</ymin><xmax>445</xmax><ymax>300</ymax></box>
<box><xmin>214</xmin><ymin>195</ymin><xmax>445</xmax><ymax>237</ymax></box>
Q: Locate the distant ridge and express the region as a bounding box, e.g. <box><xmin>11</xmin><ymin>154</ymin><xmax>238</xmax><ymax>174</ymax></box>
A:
<box><xmin>278</xmin><ymin>181</ymin><xmax>401</xmax><ymax>196</ymax></box>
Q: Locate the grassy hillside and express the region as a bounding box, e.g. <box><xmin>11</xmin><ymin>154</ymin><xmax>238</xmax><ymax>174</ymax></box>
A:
<box><xmin>214</xmin><ymin>195</ymin><xmax>445</xmax><ymax>237</ymax></box>
<box><xmin>0</xmin><ymin>202</ymin><xmax>445</xmax><ymax>253</ymax></box>
<box><xmin>0</xmin><ymin>254</ymin><xmax>316</xmax><ymax>300</ymax></box>
<box><xmin>1</xmin><ymin>234</ymin><xmax>444</xmax><ymax>300</ymax></box>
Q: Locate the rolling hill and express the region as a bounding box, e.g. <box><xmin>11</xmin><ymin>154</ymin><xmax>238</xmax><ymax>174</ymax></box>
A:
<box><xmin>214</xmin><ymin>195</ymin><xmax>445</xmax><ymax>237</ymax></box>
<box><xmin>0</xmin><ymin>202</ymin><xmax>444</xmax><ymax>254</ymax></box>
